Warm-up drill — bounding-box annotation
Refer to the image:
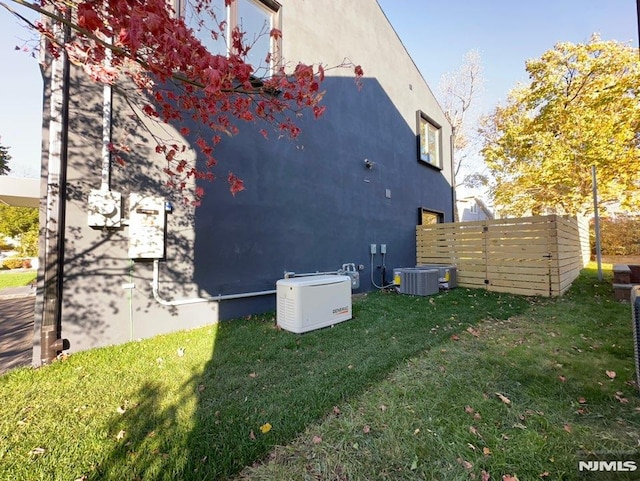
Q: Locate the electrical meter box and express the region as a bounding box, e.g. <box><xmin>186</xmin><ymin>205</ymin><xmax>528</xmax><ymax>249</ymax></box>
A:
<box><xmin>88</xmin><ymin>189</ymin><xmax>122</xmax><ymax>228</ymax></box>
<box><xmin>128</xmin><ymin>193</ymin><xmax>166</xmax><ymax>260</ymax></box>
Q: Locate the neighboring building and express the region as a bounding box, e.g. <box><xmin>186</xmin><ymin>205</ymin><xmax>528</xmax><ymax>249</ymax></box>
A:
<box><xmin>34</xmin><ymin>0</ymin><xmax>455</xmax><ymax>362</ymax></box>
<box><xmin>457</xmin><ymin>196</ymin><xmax>493</xmax><ymax>222</ymax></box>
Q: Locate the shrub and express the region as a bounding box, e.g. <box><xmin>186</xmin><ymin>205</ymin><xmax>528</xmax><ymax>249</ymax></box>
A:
<box><xmin>2</xmin><ymin>258</ymin><xmax>31</xmax><ymax>270</ymax></box>
<box><xmin>592</xmin><ymin>216</ymin><xmax>640</xmax><ymax>256</ymax></box>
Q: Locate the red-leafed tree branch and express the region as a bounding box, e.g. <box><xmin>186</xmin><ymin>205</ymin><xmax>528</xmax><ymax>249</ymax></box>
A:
<box><xmin>1</xmin><ymin>0</ymin><xmax>363</xmax><ymax>200</ymax></box>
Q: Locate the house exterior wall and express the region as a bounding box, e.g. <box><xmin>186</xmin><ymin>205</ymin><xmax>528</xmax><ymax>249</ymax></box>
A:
<box><xmin>35</xmin><ymin>0</ymin><xmax>454</xmax><ymax>356</ymax></box>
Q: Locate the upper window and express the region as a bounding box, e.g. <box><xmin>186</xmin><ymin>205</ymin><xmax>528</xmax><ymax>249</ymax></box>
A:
<box><xmin>417</xmin><ymin>111</ymin><xmax>442</xmax><ymax>169</ymax></box>
<box><xmin>181</xmin><ymin>0</ymin><xmax>281</xmax><ymax>76</ymax></box>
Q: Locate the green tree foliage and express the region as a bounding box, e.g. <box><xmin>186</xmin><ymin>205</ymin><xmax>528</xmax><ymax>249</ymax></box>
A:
<box><xmin>481</xmin><ymin>35</ymin><xmax>640</xmax><ymax>216</ymax></box>
<box><xmin>0</xmin><ymin>205</ymin><xmax>38</xmax><ymax>257</ymax></box>
<box><xmin>0</xmin><ymin>142</ymin><xmax>11</xmax><ymax>175</ymax></box>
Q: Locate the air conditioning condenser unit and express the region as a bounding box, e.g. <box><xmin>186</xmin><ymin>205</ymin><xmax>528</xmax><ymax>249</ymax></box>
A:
<box><xmin>277</xmin><ymin>275</ymin><xmax>352</xmax><ymax>333</ymax></box>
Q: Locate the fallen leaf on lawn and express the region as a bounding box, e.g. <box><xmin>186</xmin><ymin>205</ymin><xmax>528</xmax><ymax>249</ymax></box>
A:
<box><xmin>116</xmin><ymin>406</ymin><xmax>126</xmax><ymax>414</ymax></box>
<box><xmin>539</xmin><ymin>472</ymin><xmax>550</xmax><ymax>478</ymax></box>
<box><xmin>198</xmin><ymin>384</ymin><xmax>205</xmax><ymax>392</ymax></box>
<box><xmin>456</xmin><ymin>457</ymin><xmax>473</xmax><ymax>471</ymax></box>
<box><xmin>75</xmin><ymin>476</ymin><xmax>88</xmax><ymax>481</ymax></box>
<box><xmin>496</xmin><ymin>392</ymin><xmax>511</xmax><ymax>405</ymax></box>
<box><xmin>414</xmin><ymin>428</ymin><xmax>420</xmax><ymax>435</ymax></box>
<box><xmin>249</xmin><ymin>430</ymin><xmax>256</xmax><ymax>440</ymax></box>
<box><xmin>474</xmin><ymin>412</ymin><xmax>482</xmax><ymax>420</ymax></box>
<box><xmin>260</xmin><ymin>423</ymin><xmax>272</xmax><ymax>434</ymax></box>
<box><xmin>451</xmin><ymin>334</ymin><xmax>460</xmax><ymax>341</ymax></box>
<box><xmin>563</xmin><ymin>424</ymin><xmax>572</xmax><ymax>433</ymax></box>
<box><xmin>466</xmin><ymin>327</ymin><xmax>480</xmax><ymax>337</ymax></box>
<box><xmin>606</xmin><ymin>370</ymin><xmax>616</xmax><ymax>379</ymax></box>
<box><xmin>615</xmin><ymin>392</ymin><xmax>629</xmax><ymax>404</ymax></box>
<box><xmin>483</xmin><ymin>447</ymin><xmax>492</xmax><ymax>456</ymax></box>
<box><xmin>470</xmin><ymin>426</ymin><xmax>481</xmax><ymax>437</ymax></box>
<box><xmin>468</xmin><ymin>443</ymin><xmax>477</xmax><ymax>451</ymax></box>
<box><xmin>503</xmin><ymin>475</ymin><xmax>519</xmax><ymax>481</ymax></box>
<box><xmin>177</xmin><ymin>348</ymin><xmax>185</xmax><ymax>357</ymax></box>
<box><xmin>333</xmin><ymin>406</ymin><xmax>341</xmax><ymax>415</ymax></box>
<box><xmin>116</xmin><ymin>430</ymin><xmax>126</xmax><ymax>440</ymax></box>
<box><xmin>29</xmin><ymin>447</ymin><xmax>45</xmax><ymax>456</ymax></box>
<box><xmin>380</xmin><ymin>404</ymin><xmax>387</xmax><ymax>412</ymax></box>
<box><xmin>481</xmin><ymin>470</ymin><xmax>490</xmax><ymax>481</ymax></box>
<box><xmin>363</xmin><ymin>425</ymin><xmax>371</xmax><ymax>434</ymax></box>
<box><xmin>465</xmin><ymin>405</ymin><xmax>475</xmax><ymax>414</ymax></box>
<box><xmin>501</xmin><ymin>433</ymin><xmax>510</xmax><ymax>440</ymax></box>
<box><xmin>312</xmin><ymin>435</ymin><xmax>322</xmax><ymax>444</ymax></box>
<box><xmin>578</xmin><ymin>397</ymin><xmax>587</xmax><ymax>404</ymax></box>
<box><xmin>248</xmin><ymin>372</ymin><xmax>257</xmax><ymax>378</ymax></box>
<box><xmin>410</xmin><ymin>455</ymin><xmax>418</xmax><ymax>470</ymax></box>
<box><xmin>558</xmin><ymin>375</ymin><xmax>567</xmax><ymax>382</ymax></box>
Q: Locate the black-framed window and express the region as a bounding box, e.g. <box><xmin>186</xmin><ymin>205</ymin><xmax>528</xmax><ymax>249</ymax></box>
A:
<box><xmin>417</xmin><ymin>111</ymin><xmax>442</xmax><ymax>169</ymax></box>
<box><xmin>179</xmin><ymin>0</ymin><xmax>282</xmax><ymax>75</ymax></box>
<box><xmin>418</xmin><ymin>208</ymin><xmax>444</xmax><ymax>225</ymax></box>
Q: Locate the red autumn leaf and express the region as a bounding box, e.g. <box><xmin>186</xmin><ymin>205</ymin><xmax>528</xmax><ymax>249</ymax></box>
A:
<box><xmin>502</xmin><ymin>475</ymin><xmax>519</xmax><ymax>481</ymax></box>
<box><xmin>481</xmin><ymin>470</ymin><xmax>491</xmax><ymax>481</ymax></box>
<box><xmin>606</xmin><ymin>370</ymin><xmax>616</xmax><ymax>379</ymax></box>
<box><xmin>558</xmin><ymin>375</ymin><xmax>567</xmax><ymax>382</ymax></box>
<box><xmin>563</xmin><ymin>423</ymin><xmax>572</xmax><ymax>433</ymax></box>
<box><xmin>578</xmin><ymin>397</ymin><xmax>587</xmax><ymax>404</ymax></box>
<box><xmin>451</xmin><ymin>334</ymin><xmax>460</xmax><ymax>341</ymax></box>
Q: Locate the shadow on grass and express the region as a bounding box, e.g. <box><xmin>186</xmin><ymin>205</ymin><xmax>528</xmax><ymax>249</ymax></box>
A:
<box><xmin>90</xmin><ymin>288</ymin><xmax>531</xmax><ymax>480</ymax></box>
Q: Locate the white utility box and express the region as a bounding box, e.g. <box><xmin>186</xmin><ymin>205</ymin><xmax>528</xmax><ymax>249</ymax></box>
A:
<box><xmin>128</xmin><ymin>194</ymin><xmax>166</xmax><ymax>260</ymax></box>
<box><xmin>277</xmin><ymin>275</ymin><xmax>352</xmax><ymax>334</ymax></box>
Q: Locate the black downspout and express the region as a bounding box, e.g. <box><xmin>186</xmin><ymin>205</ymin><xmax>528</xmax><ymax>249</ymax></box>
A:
<box><xmin>41</xmin><ymin>13</ymin><xmax>71</xmax><ymax>363</ymax></box>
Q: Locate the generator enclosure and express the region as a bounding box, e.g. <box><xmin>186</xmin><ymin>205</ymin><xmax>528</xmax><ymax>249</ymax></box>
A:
<box><xmin>277</xmin><ymin>275</ymin><xmax>352</xmax><ymax>333</ymax></box>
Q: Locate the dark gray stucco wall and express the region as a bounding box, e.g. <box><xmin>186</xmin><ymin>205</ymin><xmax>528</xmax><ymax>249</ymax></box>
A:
<box><xmin>36</xmin><ymin>0</ymin><xmax>454</xmax><ymax>355</ymax></box>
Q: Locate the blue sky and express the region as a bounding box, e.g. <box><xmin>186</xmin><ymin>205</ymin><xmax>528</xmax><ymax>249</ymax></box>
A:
<box><xmin>0</xmin><ymin>1</ymin><xmax>638</xmax><ymax>179</ymax></box>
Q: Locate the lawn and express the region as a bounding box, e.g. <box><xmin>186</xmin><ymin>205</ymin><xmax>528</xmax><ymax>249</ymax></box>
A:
<box><xmin>0</xmin><ymin>265</ymin><xmax>636</xmax><ymax>480</ymax></box>
<box><xmin>0</xmin><ymin>270</ymin><xmax>36</xmax><ymax>290</ymax></box>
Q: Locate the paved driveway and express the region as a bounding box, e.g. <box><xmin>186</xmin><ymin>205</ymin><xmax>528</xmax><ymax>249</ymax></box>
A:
<box><xmin>0</xmin><ymin>288</ymin><xmax>35</xmax><ymax>375</ymax></box>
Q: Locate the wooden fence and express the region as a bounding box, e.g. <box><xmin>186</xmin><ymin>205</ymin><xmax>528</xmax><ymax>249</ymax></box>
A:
<box><xmin>416</xmin><ymin>215</ymin><xmax>590</xmax><ymax>297</ymax></box>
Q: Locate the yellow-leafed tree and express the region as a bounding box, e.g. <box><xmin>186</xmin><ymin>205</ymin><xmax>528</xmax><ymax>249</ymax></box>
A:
<box><xmin>481</xmin><ymin>35</ymin><xmax>640</xmax><ymax>216</ymax></box>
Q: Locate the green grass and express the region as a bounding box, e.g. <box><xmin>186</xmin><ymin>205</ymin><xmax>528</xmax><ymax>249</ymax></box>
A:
<box><xmin>236</xmin><ymin>266</ymin><xmax>638</xmax><ymax>480</ymax></box>
<box><xmin>0</xmin><ymin>265</ymin><xmax>636</xmax><ymax>480</ymax></box>
<box><xmin>0</xmin><ymin>270</ymin><xmax>36</xmax><ymax>289</ymax></box>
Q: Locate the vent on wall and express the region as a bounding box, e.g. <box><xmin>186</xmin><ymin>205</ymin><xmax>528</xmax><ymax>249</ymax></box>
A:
<box><xmin>393</xmin><ymin>268</ymin><xmax>439</xmax><ymax>296</ymax></box>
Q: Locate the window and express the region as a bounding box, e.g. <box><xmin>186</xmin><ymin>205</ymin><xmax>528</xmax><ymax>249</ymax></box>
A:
<box><xmin>419</xmin><ymin>208</ymin><xmax>443</xmax><ymax>225</ymax></box>
<box><xmin>180</xmin><ymin>0</ymin><xmax>281</xmax><ymax>75</ymax></box>
<box><xmin>417</xmin><ymin>111</ymin><xmax>442</xmax><ymax>169</ymax></box>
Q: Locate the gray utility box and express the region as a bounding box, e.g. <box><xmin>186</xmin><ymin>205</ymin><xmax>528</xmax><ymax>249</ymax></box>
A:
<box><xmin>393</xmin><ymin>268</ymin><xmax>440</xmax><ymax>296</ymax></box>
<box><xmin>416</xmin><ymin>264</ymin><xmax>458</xmax><ymax>289</ymax></box>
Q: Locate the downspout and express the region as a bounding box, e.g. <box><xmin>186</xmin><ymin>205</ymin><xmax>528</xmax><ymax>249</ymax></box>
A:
<box><xmin>40</xmin><ymin>12</ymin><xmax>71</xmax><ymax>363</ymax></box>
<box><xmin>151</xmin><ymin>260</ymin><xmax>276</xmax><ymax>306</ymax></box>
